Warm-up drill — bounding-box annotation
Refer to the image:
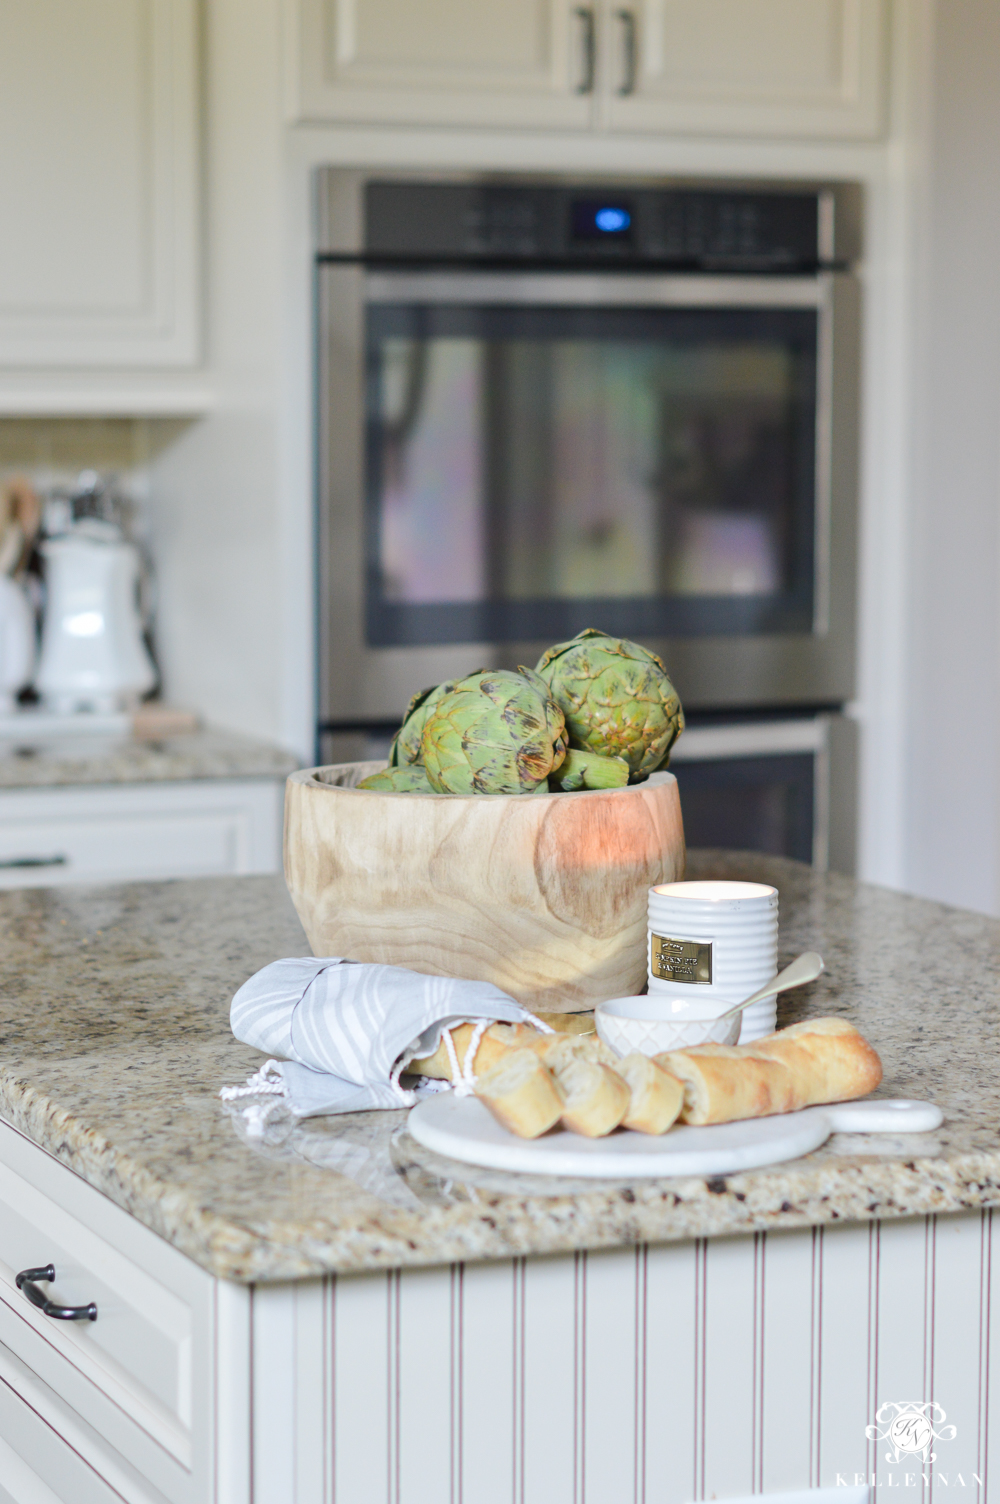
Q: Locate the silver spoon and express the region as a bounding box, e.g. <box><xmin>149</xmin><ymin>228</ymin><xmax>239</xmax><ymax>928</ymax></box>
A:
<box><xmin>717</xmin><ymin>950</ymin><xmax>825</xmax><ymax>1021</ymax></box>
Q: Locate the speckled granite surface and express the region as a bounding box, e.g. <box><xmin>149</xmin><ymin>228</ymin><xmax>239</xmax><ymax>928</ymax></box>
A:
<box><xmin>0</xmin><ymin>854</ymin><xmax>997</xmax><ymax>1283</ymax></box>
<box><xmin>0</xmin><ymin>726</ymin><xmax>298</xmax><ymax>787</ymax></box>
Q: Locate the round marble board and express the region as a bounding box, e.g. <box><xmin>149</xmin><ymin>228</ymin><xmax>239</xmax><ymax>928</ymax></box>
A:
<box><xmin>407</xmin><ymin>1095</ymin><xmax>943</xmax><ymax>1179</ymax></box>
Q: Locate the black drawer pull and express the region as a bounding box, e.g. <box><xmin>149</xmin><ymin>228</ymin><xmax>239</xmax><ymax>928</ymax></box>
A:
<box><xmin>16</xmin><ymin>1265</ymin><xmax>97</xmax><ymax>1322</ymax></box>
<box><xmin>0</xmin><ymin>855</ymin><xmax>68</xmax><ymax>869</ymax></box>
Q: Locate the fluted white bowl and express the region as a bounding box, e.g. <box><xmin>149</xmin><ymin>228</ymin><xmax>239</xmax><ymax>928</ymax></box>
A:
<box><xmin>595</xmin><ymin>995</ymin><xmax>742</xmax><ymax>1059</ymax></box>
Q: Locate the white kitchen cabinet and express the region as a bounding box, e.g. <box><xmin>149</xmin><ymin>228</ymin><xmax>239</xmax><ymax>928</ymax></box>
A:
<box><xmin>0</xmin><ymin>781</ymin><xmax>284</xmax><ymax>888</ymax></box>
<box><xmin>0</xmin><ymin>0</ymin><xmax>200</xmax><ymax>369</ymax></box>
<box><xmin>294</xmin><ymin>0</ymin><xmax>593</xmax><ymax>130</ymax></box>
<box><xmin>292</xmin><ymin>0</ymin><xmax>888</xmax><ymax>141</ymax></box>
<box><xmin>0</xmin><ymin>1120</ymin><xmax>245</xmax><ymax>1504</ymax></box>
<box><xmin>600</xmin><ymin>0</ymin><xmax>888</xmax><ymax>139</ymax></box>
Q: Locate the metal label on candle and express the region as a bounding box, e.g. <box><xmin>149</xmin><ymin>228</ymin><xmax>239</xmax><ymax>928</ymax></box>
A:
<box><xmin>650</xmin><ymin>933</ymin><xmax>713</xmax><ymax>984</ymax></box>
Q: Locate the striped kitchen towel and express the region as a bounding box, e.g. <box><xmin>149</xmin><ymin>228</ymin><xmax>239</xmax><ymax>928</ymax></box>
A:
<box><xmin>222</xmin><ymin>956</ymin><xmax>541</xmax><ymax>1120</ymax></box>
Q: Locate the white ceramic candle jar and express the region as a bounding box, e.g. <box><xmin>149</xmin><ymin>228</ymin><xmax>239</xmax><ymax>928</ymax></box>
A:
<box><xmin>647</xmin><ymin>880</ymin><xmax>779</xmax><ymax>1042</ymax></box>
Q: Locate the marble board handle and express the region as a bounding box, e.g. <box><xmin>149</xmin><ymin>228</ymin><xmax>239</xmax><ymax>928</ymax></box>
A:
<box><xmin>822</xmin><ymin>1099</ymin><xmax>943</xmax><ymax>1134</ymax></box>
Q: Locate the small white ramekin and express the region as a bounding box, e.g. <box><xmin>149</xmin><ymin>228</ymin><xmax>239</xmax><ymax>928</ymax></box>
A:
<box><xmin>595</xmin><ymin>995</ymin><xmax>742</xmax><ymax>1059</ymax></box>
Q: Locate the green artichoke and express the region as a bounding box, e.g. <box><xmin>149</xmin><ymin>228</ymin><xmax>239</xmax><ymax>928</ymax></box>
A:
<box><xmin>548</xmin><ymin>748</ymin><xmax>630</xmax><ymax>792</ymax></box>
<box><xmin>535</xmin><ymin>628</ymin><xmax>684</xmax><ymax>777</ymax></box>
<box><xmin>388</xmin><ymin>680</ymin><xmax>458</xmax><ymax>766</ymax></box>
<box><xmin>357</xmin><ymin>766</ymin><xmax>436</xmax><ymax>793</ymax></box>
<box><xmin>421</xmin><ymin>669</ymin><xmax>567</xmax><ymax>795</ymax></box>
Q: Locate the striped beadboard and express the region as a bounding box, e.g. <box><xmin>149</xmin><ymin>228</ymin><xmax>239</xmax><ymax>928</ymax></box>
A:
<box><xmin>250</xmin><ymin>1212</ymin><xmax>995</xmax><ymax>1504</ymax></box>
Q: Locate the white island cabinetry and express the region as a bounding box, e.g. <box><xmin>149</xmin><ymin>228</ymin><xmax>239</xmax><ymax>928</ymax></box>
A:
<box><xmin>0</xmin><ymin>1115</ymin><xmax>994</xmax><ymax>1504</ymax></box>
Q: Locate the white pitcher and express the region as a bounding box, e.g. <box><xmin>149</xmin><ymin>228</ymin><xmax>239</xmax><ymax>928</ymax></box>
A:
<box><xmin>35</xmin><ymin>520</ymin><xmax>155</xmax><ymax>714</ymax></box>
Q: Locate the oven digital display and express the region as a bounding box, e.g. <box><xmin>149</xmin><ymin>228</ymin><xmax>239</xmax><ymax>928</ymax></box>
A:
<box><xmin>572</xmin><ymin>200</ymin><xmax>633</xmax><ymax>240</ymax></box>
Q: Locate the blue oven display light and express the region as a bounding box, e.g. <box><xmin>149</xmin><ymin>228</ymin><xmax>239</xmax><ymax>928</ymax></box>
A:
<box><xmin>595</xmin><ymin>206</ymin><xmax>631</xmax><ymax>233</ymax></box>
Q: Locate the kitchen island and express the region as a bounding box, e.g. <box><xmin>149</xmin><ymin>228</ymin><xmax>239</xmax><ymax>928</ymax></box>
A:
<box><xmin>0</xmin><ymin>854</ymin><xmax>996</xmax><ymax>1502</ymax></box>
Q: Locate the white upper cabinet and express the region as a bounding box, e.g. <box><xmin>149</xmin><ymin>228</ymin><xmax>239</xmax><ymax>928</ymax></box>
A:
<box><xmin>600</xmin><ymin>0</ymin><xmax>888</xmax><ymax>138</ymax></box>
<box><xmin>0</xmin><ymin>0</ymin><xmax>200</xmax><ymax>369</ymax></box>
<box><xmin>292</xmin><ymin>0</ymin><xmax>888</xmax><ymax>140</ymax></box>
<box><xmin>295</xmin><ymin>0</ymin><xmax>594</xmax><ymax>129</ymax></box>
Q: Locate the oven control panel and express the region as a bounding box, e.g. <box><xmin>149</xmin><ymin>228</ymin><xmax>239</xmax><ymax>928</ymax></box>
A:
<box><xmin>362</xmin><ymin>180</ymin><xmax>843</xmax><ymax>270</ymax></box>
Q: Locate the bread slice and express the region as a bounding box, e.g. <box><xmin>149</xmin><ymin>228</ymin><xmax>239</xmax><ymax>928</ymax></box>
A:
<box><xmin>409</xmin><ymin>1021</ymin><xmax>544</xmax><ymax>1081</ymax></box>
<box><xmin>617</xmin><ymin>1052</ymin><xmax>685</xmax><ymax>1135</ymax></box>
<box><xmin>654</xmin><ymin>1016</ymin><xmax>883</xmax><ymax>1127</ymax></box>
<box><xmin>552</xmin><ymin>1058</ymin><xmax>631</xmax><ymax>1138</ymax></box>
<box><xmin>534</xmin><ymin>1033</ymin><xmax>619</xmax><ymax>1072</ymax></box>
<box><xmin>474</xmin><ymin>1049</ymin><xmax>566</xmax><ymax>1138</ymax></box>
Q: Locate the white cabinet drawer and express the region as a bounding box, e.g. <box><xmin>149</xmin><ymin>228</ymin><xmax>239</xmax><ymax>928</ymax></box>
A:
<box><xmin>0</xmin><ymin>1122</ymin><xmax>222</xmax><ymax>1504</ymax></box>
<box><xmin>0</xmin><ymin>1167</ymin><xmax>192</xmax><ymax>1449</ymax></box>
<box><xmin>0</xmin><ymin>780</ymin><xmax>283</xmax><ymax>887</ymax></box>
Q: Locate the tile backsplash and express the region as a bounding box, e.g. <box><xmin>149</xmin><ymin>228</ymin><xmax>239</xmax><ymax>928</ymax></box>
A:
<box><xmin>0</xmin><ymin>417</ymin><xmax>192</xmax><ymax>489</ymax></box>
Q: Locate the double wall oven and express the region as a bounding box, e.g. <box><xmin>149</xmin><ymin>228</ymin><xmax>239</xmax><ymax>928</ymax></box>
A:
<box><xmin>316</xmin><ymin>171</ymin><xmax>861</xmax><ymax>868</ymax></box>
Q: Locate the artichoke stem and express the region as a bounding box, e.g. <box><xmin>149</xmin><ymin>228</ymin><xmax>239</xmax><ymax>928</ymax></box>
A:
<box><xmin>549</xmin><ymin>749</ymin><xmax>630</xmax><ymax>792</ymax></box>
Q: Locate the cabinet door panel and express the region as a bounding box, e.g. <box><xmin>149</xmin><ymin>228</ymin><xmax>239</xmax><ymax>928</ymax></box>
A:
<box><xmin>0</xmin><ymin>780</ymin><xmax>282</xmax><ymax>887</ymax></box>
<box><xmin>0</xmin><ymin>0</ymin><xmax>199</xmax><ymax>367</ymax></box>
<box><xmin>294</xmin><ymin>0</ymin><xmax>594</xmax><ymax>128</ymax></box>
<box><xmin>602</xmin><ymin>0</ymin><xmax>888</xmax><ymax>140</ymax></box>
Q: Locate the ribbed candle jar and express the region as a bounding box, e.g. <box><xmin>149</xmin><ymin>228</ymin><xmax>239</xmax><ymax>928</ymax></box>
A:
<box><xmin>647</xmin><ymin>880</ymin><xmax>779</xmax><ymax>1042</ymax></box>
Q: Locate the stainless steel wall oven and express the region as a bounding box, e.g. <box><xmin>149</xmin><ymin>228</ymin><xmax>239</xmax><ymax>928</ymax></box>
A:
<box><xmin>316</xmin><ymin>171</ymin><xmax>862</xmax><ymax>867</ymax></box>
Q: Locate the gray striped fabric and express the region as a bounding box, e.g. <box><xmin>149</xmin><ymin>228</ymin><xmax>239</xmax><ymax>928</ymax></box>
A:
<box><xmin>230</xmin><ymin>956</ymin><xmax>533</xmax><ymax>1117</ymax></box>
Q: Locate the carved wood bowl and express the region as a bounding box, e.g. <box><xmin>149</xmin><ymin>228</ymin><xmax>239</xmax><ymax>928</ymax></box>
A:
<box><xmin>283</xmin><ymin>761</ymin><xmax>686</xmax><ymax>1013</ymax></box>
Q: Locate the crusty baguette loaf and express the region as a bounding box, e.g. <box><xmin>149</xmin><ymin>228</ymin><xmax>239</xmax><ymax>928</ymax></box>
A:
<box><xmin>654</xmin><ymin>1016</ymin><xmax>882</xmax><ymax>1127</ymax></box>
<box><xmin>552</xmin><ymin>1058</ymin><xmax>631</xmax><ymax>1137</ymax></box>
<box><xmin>409</xmin><ymin>1021</ymin><xmax>544</xmax><ymax>1081</ymax></box>
<box><xmin>474</xmin><ymin>1049</ymin><xmax>566</xmax><ymax>1138</ymax></box>
<box><xmin>617</xmin><ymin>1052</ymin><xmax>685</xmax><ymax>1135</ymax></box>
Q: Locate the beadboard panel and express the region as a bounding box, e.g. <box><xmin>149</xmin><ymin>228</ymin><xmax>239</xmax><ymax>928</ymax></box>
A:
<box><xmin>252</xmin><ymin>1213</ymin><xmax>996</xmax><ymax>1504</ymax></box>
<box><xmin>459</xmin><ymin>1261</ymin><xmax>516</xmax><ymax>1504</ymax></box>
<box><xmin>816</xmin><ymin>1220</ymin><xmax>875</xmax><ymax>1487</ymax></box>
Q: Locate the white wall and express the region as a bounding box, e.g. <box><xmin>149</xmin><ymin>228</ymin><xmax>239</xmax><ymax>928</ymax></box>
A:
<box><xmin>901</xmin><ymin>0</ymin><xmax>1000</xmax><ymax>913</ymax></box>
<box><xmin>146</xmin><ymin>0</ymin><xmax>290</xmax><ymax>748</ymax></box>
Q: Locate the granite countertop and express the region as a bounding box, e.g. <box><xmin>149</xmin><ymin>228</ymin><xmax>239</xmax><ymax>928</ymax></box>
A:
<box><xmin>0</xmin><ymin>726</ymin><xmax>298</xmax><ymax>788</ymax></box>
<box><xmin>0</xmin><ymin>852</ymin><xmax>997</xmax><ymax>1283</ymax></box>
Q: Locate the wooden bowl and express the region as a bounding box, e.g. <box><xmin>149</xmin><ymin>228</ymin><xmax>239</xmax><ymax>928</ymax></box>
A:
<box><xmin>284</xmin><ymin>761</ymin><xmax>685</xmax><ymax>1013</ymax></box>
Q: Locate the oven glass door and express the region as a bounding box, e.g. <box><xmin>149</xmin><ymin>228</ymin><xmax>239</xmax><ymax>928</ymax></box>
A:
<box><xmin>364</xmin><ymin>272</ymin><xmax>828</xmax><ymax>649</ymax></box>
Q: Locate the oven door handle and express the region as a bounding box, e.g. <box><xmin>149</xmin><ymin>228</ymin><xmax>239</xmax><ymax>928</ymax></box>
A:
<box><xmin>363</xmin><ymin>270</ymin><xmax>830</xmax><ymax>310</ymax></box>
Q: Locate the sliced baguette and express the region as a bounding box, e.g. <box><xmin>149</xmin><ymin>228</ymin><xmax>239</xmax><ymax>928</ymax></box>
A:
<box><xmin>617</xmin><ymin>1052</ymin><xmax>685</xmax><ymax>1135</ymax></box>
<box><xmin>552</xmin><ymin>1058</ymin><xmax>631</xmax><ymax>1137</ymax></box>
<box><xmin>474</xmin><ymin>1049</ymin><xmax>566</xmax><ymax>1139</ymax></box>
<box><xmin>654</xmin><ymin>1016</ymin><xmax>883</xmax><ymax>1127</ymax></box>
